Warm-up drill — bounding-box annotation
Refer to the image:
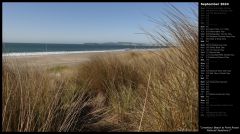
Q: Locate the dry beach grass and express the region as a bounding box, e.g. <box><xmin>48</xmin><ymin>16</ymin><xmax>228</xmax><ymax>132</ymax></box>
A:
<box><xmin>2</xmin><ymin>6</ymin><xmax>198</xmax><ymax>132</ymax></box>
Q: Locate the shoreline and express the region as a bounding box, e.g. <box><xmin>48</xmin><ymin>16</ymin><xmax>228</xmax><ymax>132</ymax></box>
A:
<box><xmin>3</xmin><ymin>49</ymin><xmax>158</xmax><ymax>67</ymax></box>
<box><xmin>2</xmin><ymin>48</ymin><xmax>160</xmax><ymax>57</ymax></box>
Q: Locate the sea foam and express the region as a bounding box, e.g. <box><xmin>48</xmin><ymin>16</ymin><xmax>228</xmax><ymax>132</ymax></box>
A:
<box><xmin>2</xmin><ymin>49</ymin><xmax>129</xmax><ymax>57</ymax></box>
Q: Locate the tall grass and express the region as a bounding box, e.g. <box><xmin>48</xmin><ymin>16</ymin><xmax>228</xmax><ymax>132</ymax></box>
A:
<box><xmin>74</xmin><ymin>5</ymin><xmax>198</xmax><ymax>131</ymax></box>
<box><xmin>2</xmin><ymin>5</ymin><xmax>198</xmax><ymax>132</ymax></box>
<box><xmin>2</xmin><ymin>60</ymin><xmax>107</xmax><ymax>132</ymax></box>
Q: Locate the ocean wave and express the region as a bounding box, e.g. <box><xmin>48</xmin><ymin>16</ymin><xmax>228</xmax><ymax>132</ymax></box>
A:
<box><xmin>2</xmin><ymin>49</ymin><xmax>130</xmax><ymax>57</ymax></box>
<box><xmin>2</xmin><ymin>48</ymin><xmax>161</xmax><ymax>57</ymax></box>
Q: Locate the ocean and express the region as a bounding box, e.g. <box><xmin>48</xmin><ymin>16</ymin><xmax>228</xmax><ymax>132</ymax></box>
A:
<box><xmin>2</xmin><ymin>43</ymin><xmax>162</xmax><ymax>56</ymax></box>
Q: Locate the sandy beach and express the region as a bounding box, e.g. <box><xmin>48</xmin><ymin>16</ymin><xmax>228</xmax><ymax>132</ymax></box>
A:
<box><xmin>3</xmin><ymin>50</ymin><xmax>139</xmax><ymax>67</ymax></box>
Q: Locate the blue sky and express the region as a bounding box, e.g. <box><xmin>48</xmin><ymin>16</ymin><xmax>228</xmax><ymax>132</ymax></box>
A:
<box><xmin>3</xmin><ymin>2</ymin><xmax>197</xmax><ymax>44</ymax></box>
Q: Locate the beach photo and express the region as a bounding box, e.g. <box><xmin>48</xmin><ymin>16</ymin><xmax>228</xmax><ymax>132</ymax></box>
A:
<box><xmin>2</xmin><ymin>2</ymin><xmax>198</xmax><ymax>132</ymax></box>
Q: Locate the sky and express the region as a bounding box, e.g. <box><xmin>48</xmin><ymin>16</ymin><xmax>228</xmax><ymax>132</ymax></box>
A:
<box><xmin>3</xmin><ymin>2</ymin><xmax>197</xmax><ymax>44</ymax></box>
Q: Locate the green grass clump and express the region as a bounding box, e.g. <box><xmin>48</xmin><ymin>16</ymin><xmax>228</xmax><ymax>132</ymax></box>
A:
<box><xmin>48</xmin><ymin>65</ymin><xmax>68</xmax><ymax>73</ymax></box>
